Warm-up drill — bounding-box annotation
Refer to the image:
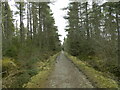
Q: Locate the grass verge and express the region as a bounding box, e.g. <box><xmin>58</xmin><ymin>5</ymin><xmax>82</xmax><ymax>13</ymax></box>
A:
<box><xmin>65</xmin><ymin>52</ymin><xmax>118</xmax><ymax>88</ymax></box>
<box><xmin>23</xmin><ymin>53</ymin><xmax>59</xmax><ymax>88</ymax></box>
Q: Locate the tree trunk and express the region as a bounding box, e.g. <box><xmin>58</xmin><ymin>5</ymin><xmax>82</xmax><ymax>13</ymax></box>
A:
<box><xmin>85</xmin><ymin>2</ymin><xmax>90</xmax><ymax>40</ymax></box>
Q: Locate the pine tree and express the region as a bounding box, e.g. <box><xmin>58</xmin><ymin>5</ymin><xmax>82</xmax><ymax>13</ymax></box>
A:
<box><xmin>16</xmin><ymin>2</ymin><xmax>25</xmax><ymax>45</ymax></box>
<box><xmin>2</xmin><ymin>2</ymin><xmax>15</xmax><ymax>56</ymax></box>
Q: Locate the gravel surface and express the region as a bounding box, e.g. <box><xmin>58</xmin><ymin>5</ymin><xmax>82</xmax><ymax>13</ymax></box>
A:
<box><xmin>45</xmin><ymin>51</ymin><xmax>94</xmax><ymax>88</ymax></box>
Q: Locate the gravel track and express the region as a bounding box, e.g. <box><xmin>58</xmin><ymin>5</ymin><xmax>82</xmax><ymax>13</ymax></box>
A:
<box><xmin>45</xmin><ymin>51</ymin><xmax>94</xmax><ymax>88</ymax></box>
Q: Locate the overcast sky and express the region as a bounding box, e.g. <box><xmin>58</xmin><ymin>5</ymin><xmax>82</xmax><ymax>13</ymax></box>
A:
<box><xmin>9</xmin><ymin>0</ymin><xmax>70</xmax><ymax>44</ymax></box>
<box><xmin>9</xmin><ymin>0</ymin><xmax>108</xmax><ymax>44</ymax></box>
<box><xmin>49</xmin><ymin>0</ymin><xmax>69</xmax><ymax>44</ymax></box>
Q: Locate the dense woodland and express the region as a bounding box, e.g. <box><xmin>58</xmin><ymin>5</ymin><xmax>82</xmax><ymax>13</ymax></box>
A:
<box><xmin>2</xmin><ymin>2</ymin><xmax>61</xmax><ymax>87</ymax></box>
<box><xmin>63</xmin><ymin>1</ymin><xmax>120</xmax><ymax>81</ymax></box>
<box><xmin>1</xmin><ymin>0</ymin><xmax>120</xmax><ymax>88</ymax></box>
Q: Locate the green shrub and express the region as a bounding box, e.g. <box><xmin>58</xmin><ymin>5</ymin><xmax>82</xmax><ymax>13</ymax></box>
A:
<box><xmin>27</xmin><ymin>69</ymin><xmax>39</xmax><ymax>76</ymax></box>
<box><xmin>15</xmin><ymin>72</ymin><xmax>31</xmax><ymax>87</ymax></box>
<box><xmin>4</xmin><ymin>45</ymin><xmax>18</xmax><ymax>58</ymax></box>
<box><xmin>65</xmin><ymin>53</ymin><xmax>118</xmax><ymax>88</ymax></box>
<box><xmin>2</xmin><ymin>58</ymin><xmax>17</xmax><ymax>76</ymax></box>
<box><xmin>23</xmin><ymin>53</ymin><xmax>59</xmax><ymax>88</ymax></box>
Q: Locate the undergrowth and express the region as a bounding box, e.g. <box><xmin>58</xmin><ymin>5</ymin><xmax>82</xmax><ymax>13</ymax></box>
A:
<box><xmin>23</xmin><ymin>53</ymin><xmax>59</xmax><ymax>88</ymax></box>
<box><xmin>2</xmin><ymin>51</ymin><xmax>59</xmax><ymax>88</ymax></box>
<box><xmin>65</xmin><ymin>52</ymin><xmax>118</xmax><ymax>88</ymax></box>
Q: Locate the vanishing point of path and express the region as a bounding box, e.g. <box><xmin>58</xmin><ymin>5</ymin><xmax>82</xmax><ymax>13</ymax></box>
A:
<box><xmin>45</xmin><ymin>51</ymin><xmax>94</xmax><ymax>88</ymax></box>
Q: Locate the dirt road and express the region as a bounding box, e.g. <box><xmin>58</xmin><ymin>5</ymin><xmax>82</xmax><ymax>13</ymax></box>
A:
<box><xmin>45</xmin><ymin>51</ymin><xmax>94</xmax><ymax>88</ymax></box>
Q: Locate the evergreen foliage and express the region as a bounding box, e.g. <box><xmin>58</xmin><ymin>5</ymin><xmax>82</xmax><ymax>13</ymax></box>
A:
<box><xmin>2</xmin><ymin>2</ymin><xmax>61</xmax><ymax>88</ymax></box>
<box><xmin>63</xmin><ymin>2</ymin><xmax>120</xmax><ymax>79</ymax></box>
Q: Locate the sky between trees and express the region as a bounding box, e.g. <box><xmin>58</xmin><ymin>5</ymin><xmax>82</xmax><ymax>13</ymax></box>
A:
<box><xmin>9</xmin><ymin>0</ymin><xmax>69</xmax><ymax>44</ymax></box>
<box><xmin>8</xmin><ymin>0</ymin><xmax>119</xmax><ymax>44</ymax></box>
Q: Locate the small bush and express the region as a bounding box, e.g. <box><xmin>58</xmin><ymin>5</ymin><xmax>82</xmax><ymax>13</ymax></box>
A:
<box><xmin>65</xmin><ymin>53</ymin><xmax>118</xmax><ymax>88</ymax></box>
<box><xmin>2</xmin><ymin>58</ymin><xmax>17</xmax><ymax>77</ymax></box>
<box><xmin>24</xmin><ymin>53</ymin><xmax>59</xmax><ymax>88</ymax></box>
<box><xmin>4</xmin><ymin>45</ymin><xmax>18</xmax><ymax>58</ymax></box>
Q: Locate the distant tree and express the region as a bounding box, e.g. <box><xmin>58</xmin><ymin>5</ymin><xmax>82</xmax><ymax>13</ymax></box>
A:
<box><xmin>64</xmin><ymin>1</ymin><xmax>120</xmax><ymax>78</ymax></box>
<box><xmin>16</xmin><ymin>2</ymin><xmax>25</xmax><ymax>45</ymax></box>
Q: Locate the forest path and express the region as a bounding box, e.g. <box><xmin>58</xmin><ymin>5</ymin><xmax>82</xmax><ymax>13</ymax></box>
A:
<box><xmin>45</xmin><ymin>51</ymin><xmax>94</xmax><ymax>88</ymax></box>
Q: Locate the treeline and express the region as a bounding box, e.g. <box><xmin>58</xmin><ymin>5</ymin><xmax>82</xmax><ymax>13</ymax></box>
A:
<box><xmin>2</xmin><ymin>2</ymin><xmax>61</xmax><ymax>87</ymax></box>
<box><xmin>63</xmin><ymin>2</ymin><xmax>120</xmax><ymax>79</ymax></box>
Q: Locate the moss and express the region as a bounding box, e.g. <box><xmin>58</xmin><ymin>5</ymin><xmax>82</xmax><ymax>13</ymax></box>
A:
<box><xmin>65</xmin><ymin>53</ymin><xmax>118</xmax><ymax>88</ymax></box>
<box><xmin>2</xmin><ymin>57</ymin><xmax>18</xmax><ymax>77</ymax></box>
<box><xmin>2</xmin><ymin>58</ymin><xmax>17</xmax><ymax>68</ymax></box>
<box><xmin>2</xmin><ymin>52</ymin><xmax>59</xmax><ymax>88</ymax></box>
<box><xmin>23</xmin><ymin>70</ymin><xmax>50</xmax><ymax>88</ymax></box>
<box><xmin>23</xmin><ymin>53</ymin><xmax>59</xmax><ymax>88</ymax></box>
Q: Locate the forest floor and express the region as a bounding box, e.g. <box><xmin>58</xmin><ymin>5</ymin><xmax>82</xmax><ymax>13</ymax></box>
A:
<box><xmin>45</xmin><ymin>51</ymin><xmax>94</xmax><ymax>88</ymax></box>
